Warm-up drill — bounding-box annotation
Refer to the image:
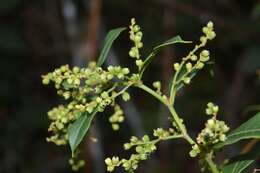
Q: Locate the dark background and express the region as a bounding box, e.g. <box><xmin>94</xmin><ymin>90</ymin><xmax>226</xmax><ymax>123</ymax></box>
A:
<box><xmin>1</xmin><ymin>0</ymin><xmax>260</xmax><ymax>173</ymax></box>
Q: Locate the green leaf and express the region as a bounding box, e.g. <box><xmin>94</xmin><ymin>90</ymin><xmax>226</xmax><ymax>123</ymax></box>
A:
<box><xmin>153</xmin><ymin>36</ymin><xmax>192</xmax><ymax>51</ymax></box>
<box><xmin>222</xmin><ymin>142</ymin><xmax>260</xmax><ymax>173</ymax></box>
<box><xmin>140</xmin><ymin>36</ymin><xmax>191</xmax><ymax>77</ymax></box>
<box><xmin>215</xmin><ymin>113</ymin><xmax>260</xmax><ymax>149</ymax></box>
<box><xmin>97</xmin><ymin>27</ymin><xmax>126</xmax><ymax>66</ymax></box>
<box><xmin>68</xmin><ymin>110</ymin><xmax>98</xmax><ymax>154</ymax></box>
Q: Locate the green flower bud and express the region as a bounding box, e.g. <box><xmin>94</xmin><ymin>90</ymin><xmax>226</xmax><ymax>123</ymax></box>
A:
<box><xmin>191</xmin><ymin>55</ymin><xmax>198</xmax><ymax>61</ymax></box>
<box><xmin>207</xmin><ymin>21</ymin><xmax>214</xmax><ymax>28</ymax></box>
<box><xmin>135</xmin><ymin>60</ymin><xmax>143</xmax><ymax>67</ymax></box>
<box><xmin>183</xmin><ymin>77</ymin><xmax>191</xmax><ymax>84</ymax></box>
<box><xmin>124</xmin><ymin>143</ymin><xmax>132</xmax><ymax>150</ymax></box>
<box><xmin>112</xmin><ymin>124</ymin><xmax>119</xmax><ymax>131</ymax></box>
<box><xmin>73</xmin><ymin>67</ymin><xmax>80</xmax><ymax>73</ymax></box>
<box><xmin>137</xmin><ymin>42</ymin><xmax>143</xmax><ymax>48</ymax></box>
<box><xmin>122</xmin><ymin>92</ymin><xmax>130</xmax><ymax>101</ymax></box>
<box><xmin>208</xmin><ymin>31</ymin><xmax>216</xmax><ymax>40</ymax></box>
<box><xmin>122</xmin><ymin>68</ymin><xmax>130</xmax><ymax>74</ymax></box>
<box><xmin>173</xmin><ymin>63</ymin><xmax>180</xmax><ymax>71</ymax></box>
<box><xmin>186</xmin><ymin>62</ymin><xmax>192</xmax><ymax>72</ymax></box>
<box><xmin>42</xmin><ymin>78</ymin><xmax>50</xmax><ymax>85</ymax></box>
<box><xmin>196</xmin><ymin>62</ymin><xmax>204</xmax><ymax>69</ymax></box>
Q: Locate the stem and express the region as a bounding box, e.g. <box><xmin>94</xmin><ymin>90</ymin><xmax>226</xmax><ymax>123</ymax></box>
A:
<box><xmin>138</xmin><ymin>84</ymin><xmax>195</xmax><ymax>145</ymax></box>
<box><xmin>131</xmin><ymin>134</ymin><xmax>183</xmax><ymax>147</ymax></box>
<box><xmin>205</xmin><ymin>152</ymin><xmax>220</xmax><ymax>173</ymax></box>
<box><xmin>114</xmin><ymin>82</ymin><xmax>134</xmax><ymax>98</ymax></box>
<box><xmin>168</xmin><ymin>106</ymin><xmax>195</xmax><ymax>144</ymax></box>
<box><xmin>169</xmin><ymin>42</ymin><xmax>206</xmax><ymax>105</ymax></box>
<box><xmin>137</xmin><ymin>84</ymin><xmax>168</xmax><ymax>105</ymax></box>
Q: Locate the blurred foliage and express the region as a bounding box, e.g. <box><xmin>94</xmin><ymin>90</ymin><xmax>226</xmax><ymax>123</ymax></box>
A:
<box><xmin>0</xmin><ymin>0</ymin><xmax>260</xmax><ymax>173</ymax></box>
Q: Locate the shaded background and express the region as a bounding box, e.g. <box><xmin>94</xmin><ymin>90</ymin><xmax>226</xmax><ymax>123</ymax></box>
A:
<box><xmin>1</xmin><ymin>0</ymin><xmax>260</xmax><ymax>173</ymax></box>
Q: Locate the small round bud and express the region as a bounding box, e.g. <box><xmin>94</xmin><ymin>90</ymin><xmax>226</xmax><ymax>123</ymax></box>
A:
<box><xmin>197</xmin><ymin>62</ymin><xmax>204</xmax><ymax>69</ymax></box>
<box><xmin>202</xmin><ymin>27</ymin><xmax>209</xmax><ymax>34</ymax></box>
<box><xmin>135</xmin><ymin>60</ymin><xmax>143</xmax><ymax>67</ymax></box>
<box><xmin>201</xmin><ymin>50</ymin><xmax>210</xmax><ymax>57</ymax></box>
<box><xmin>73</xmin><ymin>67</ymin><xmax>80</xmax><ymax>73</ymax></box>
<box><xmin>42</xmin><ymin>78</ymin><xmax>50</xmax><ymax>85</ymax></box>
<box><xmin>191</xmin><ymin>55</ymin><xmax>198</xmax><ymax>61</ymax></box>
<box><xmin>134</xmin><ymin>35</ymin><xmax>142</xmax><ymax>42</ymax></box>
<box><xmin>112</xmin><ymin>124</ymin><xmax>119</xmax><ymax>131</ymax></box>
<box><xmin>137</xmin><ymin>42</ymin><xmax>143</xmax><ymax>48</ymax></box>
<box><xmin>208</xmin><ymin>31</ymin><xmax>216</xmax><ymax>40</ymax></box>
<box><xmin>122</xmin><ymin>68</ymin><xmax>130</xmax><ymax>74</ymax></box>
<box><xmin>200</xmin><ymin>36</ymin><xmax>207</xmax><ymax>44</ymax></box>
<box><xmin>183</xmin><ymin>77</ymin><xmax>191</xmax><ymax>84</ymax></box>
<box><xmin>186</xmin><ymin>62</ymin><xmax>192</xmax><ymax>72</ymax></box>
<box><xmin>207</xmin><ymin>21</ymin><xmax>214</xmax><ymax>28</ymax></box>
<box><xmin>153</xmin><ymin>81</ymin><xmax>161</xmax><ymax>89</ymax></box>
<box><xmin>129</xmin><ymin>50</ymin><xmax>136</xmax><ymax>58</ymax></box>
<box><xmin>173</xmin><ymin>63</ymin><xmax>180</xmax><ymax>71</ymax></box>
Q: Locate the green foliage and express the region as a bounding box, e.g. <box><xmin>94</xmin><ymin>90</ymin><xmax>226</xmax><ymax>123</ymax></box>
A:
<box><xmin>42</xmin><ymin>18</ymin><xmax>260</xmax><ymax>173</ymax></box>
<box><xmin>140</xmin><ymin>35</ymin><xmax>191</xmax><ymax>77</ymax></box>
<box><xmin>68</xmin><ymin>110</ymin><xmax>97</xmax><ymax>154</ymax></box>
<box><xmin>97</xmin><ymin>27</ymin><xmax>126</xmax><ymax>66</ymax></box>
<box><xmin>215</xmin><ymin>113</ymin><xmax>260</xmax><ymax>149</ymax></box>
<box><xmin>222</xmin><ymin>142</ymin><xmax>260</xmax><ymax>173</ymax></box>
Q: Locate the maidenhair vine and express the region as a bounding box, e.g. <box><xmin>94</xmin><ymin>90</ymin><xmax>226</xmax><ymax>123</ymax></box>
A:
<box><xmin>42</xmin><ymin>18</ymin><xmax>260</xmax><ymax>173</ymax></box>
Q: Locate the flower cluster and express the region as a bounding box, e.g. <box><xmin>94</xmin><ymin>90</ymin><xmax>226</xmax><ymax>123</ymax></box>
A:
<box><xmin>172</xmin><ymin>21</ymin><xmax>215</xmax><ymax>87</ymax></box>
<box><xmin>190</xmin><ymin>103</ymin><xmax>229</xmax><ymax>157</ymax></box>
<box><xmin>68</xmin><ymin>150</ymin><xmax>85</xmax><ymax>171</ymax></box>
<box><xmin>42</xmin><ymin>62</ymin><xmax>133</xmax><ymax>146</ymax></box>
<box><xmin>105</xmin><ymin>128</ymin><xmax>178</xmax><ymax>172</ymax></box>
<box><xmin>129</xmin><ymin>18</ymin><xmax>144</xmax><ymax>70</ymax></box>
<box><xmin>109</xmin><ymin>104</ymin><xmax>125</xmax><ymax>131</ymax></box>
<box><xmin>206</xmin><ymin>102</ymin><xmax>219</xmax><ymax>116</ymax></box>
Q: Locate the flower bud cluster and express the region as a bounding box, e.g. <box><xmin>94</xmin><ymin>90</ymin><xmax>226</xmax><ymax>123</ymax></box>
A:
<box><xmin>201</xmin><ymin>21</ymin><xmax>216</xmax><ymax>43</ymax></box>
<box><xmin>105</xmin><ymin>128</ymin><xmax>178</xmax><ymax>172</ymax></box>
<box><xmin>42</xmin><ymin>62</ymin><xmax>133</xmax><ymax>146</ymax></box>
<box><xmin>69</xmin><ymin>154</ymin><xmax>85</xmax><ymax>171</ymax></box>
<box><xmin>105</xmin><ymin>135</ymin><xmax>156</xmax><ymax>172</ymax></box>
<box><xmin>172</xmin><ymin>22</ymin><xmax>215</xmax><ymax>87</ymax></box>
<box><xmin>196</xmin><ymin>118</ymin><xmax>229</xmax><ymax>145</ymax></box>
<box><xmin>129</xmin><ymin>18</ymin><xmax>144</xmax><ymax>69</ymax></box>
<box><xmin>190</xmin><ymin>103</ymin><xmax>229</xmax><ymax>158</ymax></box>
<box><xmin>46</xmin><ymin>105</ymin><xmax>77</xmax><ymax>145</ymax></box>
<box><xmin>109</xmin><ymin>104</ymin><xmax>125</xmax><ymax>131</ymax></box>
<box><xmin>205</xmin><ymin>102</ymin><xmax>219</xmax><ymax>116</ymax></box>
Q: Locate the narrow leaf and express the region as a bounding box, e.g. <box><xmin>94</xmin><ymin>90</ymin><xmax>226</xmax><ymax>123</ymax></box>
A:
<box><xmin>68</xmin><ymin>110</ymin><xmax>97</xmax><ymax>154</ymax></box>
<box><xmin>215</xmin><ymin>112</ymin><xmax>260</xmax><ymax>149</ymax></box>
<box><xmin>97</xmin><ymin>27</ymin><xmax>126</xmax><ymax>66</ymax></box>
<box><xmin>153</xmin><ymin>35</ymin><xmax>192</xmax><ymax>51</ymax></box>
<box><xmin>140</xmin><ymin>35</ymin><xmax>191</xmax><ymax>77</ymax></box>
<box><xmin>222</xmin><ymin>142</ymin><xmax>260</xmax><ymax>173</ymax></box>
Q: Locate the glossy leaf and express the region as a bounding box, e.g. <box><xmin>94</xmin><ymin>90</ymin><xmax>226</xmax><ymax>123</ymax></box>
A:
<box><xmin>222</xmin><ymin>142</ymin><xmax>260</xmax><ymax>173</ymax></box>
<box><xmin>215</xmin><ymin>112</ymin><xmax>260</xmax><ymax>149</ymax></box>
<box><xmin>68</xmin><ymin>110</ymin><xmax>97</xmax><ymax>154</ymax></box>
<box><xmin>97</xmin><ymin>27</ymin><xmax>126</xmax><ymax>66</ymax></box>
<box><xmin>140</xmin><ymin>36</ymin><xmax>191</xmax><ymax>77</ymax></box>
